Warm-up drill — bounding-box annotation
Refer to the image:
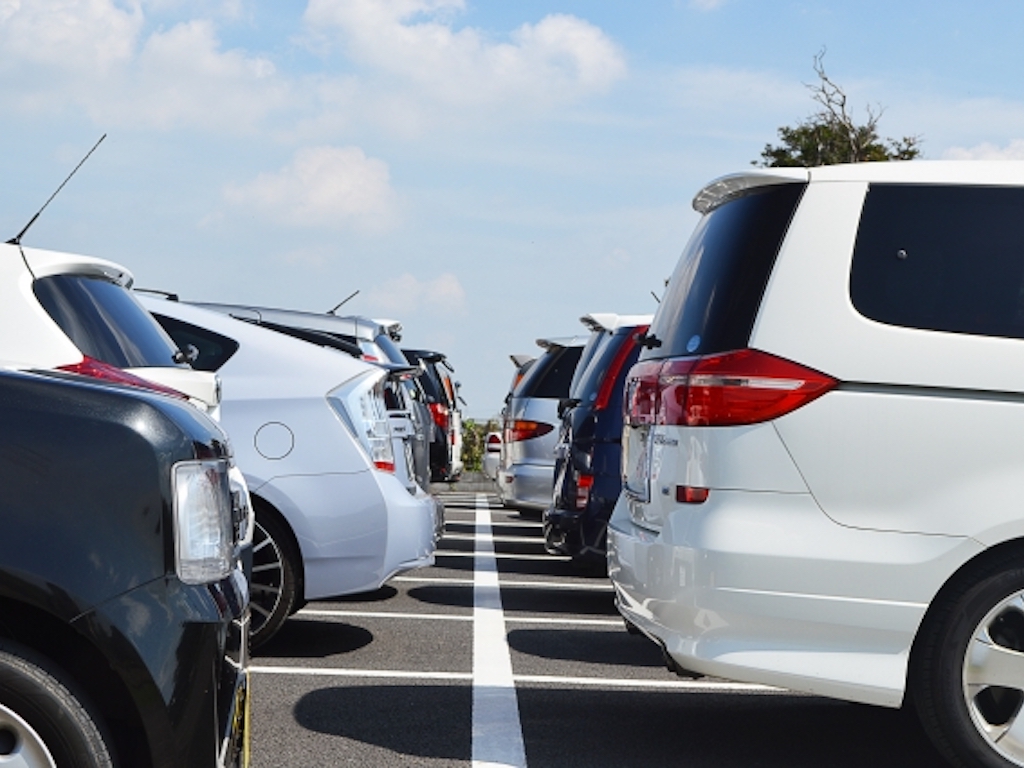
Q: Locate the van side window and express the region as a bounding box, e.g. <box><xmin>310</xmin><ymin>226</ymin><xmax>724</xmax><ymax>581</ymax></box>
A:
<box><xmin>851</xmin><ymin>184</ymin><xmax>1024</xmax><ymax>340</ymax></box>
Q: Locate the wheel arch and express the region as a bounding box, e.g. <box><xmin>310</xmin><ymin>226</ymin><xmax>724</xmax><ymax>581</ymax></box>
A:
<box><xmin>0</xmin><ymin>596</ymin><xmax>152</xmax><ymax>768</ymax></box>
<box><xmin>907</xmin><ymin>536</ymin><xmax>1024</xmax><ymax>701</ymax></box>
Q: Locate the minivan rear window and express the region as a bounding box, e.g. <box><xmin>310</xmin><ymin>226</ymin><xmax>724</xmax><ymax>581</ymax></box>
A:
<box><xmin>643</xmin><ymin>183</ymin><xmax>806</xmax><ymax>360</ymax></box>
<box><xmin>515</xmin><ymin>345</ymin><xmax>583</xmax><ymax>399</ymax></box>
<box><xmin>34</xmin><ymin>275</ymin><xmax>182</xmax><ymax>368</ymax></box>
<box><xmin>851</xmin><ymin>184</ymin><xmax>1024</xmax><ymax>341</ymax></box>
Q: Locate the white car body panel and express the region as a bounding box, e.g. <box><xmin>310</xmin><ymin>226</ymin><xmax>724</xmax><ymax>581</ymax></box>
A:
<box><xmin>608</xmin><ymin>161</ymin><xmax>1024</xmax><ymax>711</ymax></box>
<box><xmin>139</xmin><ymin>296</ymin><xmax>437</xmax><ymax>599</ymax></box>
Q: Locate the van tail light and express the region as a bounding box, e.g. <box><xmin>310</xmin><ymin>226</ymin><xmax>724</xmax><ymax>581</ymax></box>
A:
<box><xmin>676</xmin><ymin>485</ymin><xmax>709</xmax><ymax>504</ymax></box>
<box><xmin>58</xmin><ymin>356</ymin><xmax>188</xmax><ymax>400</ymax></box>
<box><xmin>504</xmin><ymin>420</ymin><xmax>554</xmax><ymax>443</ymax></box>
<box><xmin>485</xmin><ymin>433</ymin><xmax>501</xmax><ymax>453</ymax></box>
<box><xmin>627</xmin><ymin>350</ymin><xmax>836</xmax><ymax>427</ymax></box>
<box><xmin>428</xmin><ymin>402</ymin><xmax>450</xmax><ymax>433</ymax></box>
<box><xmin>575</xmin><ymin>472</ymin><xmax>594</xmax><ymax>510</ymax></box>
<box><xmin>593</xmin><ymin>325</ymin><xmax>648</xmax><ymax>412</ymax></box>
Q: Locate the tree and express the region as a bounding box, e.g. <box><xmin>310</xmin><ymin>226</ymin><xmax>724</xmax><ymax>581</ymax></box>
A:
<box><xmin>756</xmin><ymin>52</ymin><xmax>922</xmax><ymax>167</ymax></box>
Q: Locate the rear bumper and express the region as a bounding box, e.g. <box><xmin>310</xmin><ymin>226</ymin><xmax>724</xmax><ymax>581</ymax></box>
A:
<box><xmin>607</xmin><ymin>489</ymin><xmax>983</xmax><ymax>708</ymax></box>
<box><xmin>498</xmin><ymin>462</ymin><xmax>554</xmax><ymax>509</ymax></box>
<box><xmin>75</xmin><ymin>568</ymin><xmax>250</xmax><ymax>768</ymax></box>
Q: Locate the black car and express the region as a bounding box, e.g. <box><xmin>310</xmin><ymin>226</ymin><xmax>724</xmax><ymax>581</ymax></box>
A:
<box><xmin>0</xmin><ymin>368</ymin><xmax>250</xmax><ymax>767</ymax></box>
<box><xmin>544</xmin><ymin>315</ymin><xmax>650</xmax><ymax>570</ymax></box>
<box><xmin>402</xmin><ymin>349</ymin><xmax>464</xmax><ymax>482</ymax></box>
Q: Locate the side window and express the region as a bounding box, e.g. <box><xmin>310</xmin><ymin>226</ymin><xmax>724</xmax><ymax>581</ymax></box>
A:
<box><xmin>851</xmin><ymin>184</ymin><xmax>1024</xmax><ymax>340</ymax></box>
<box><xmin>153</xmin><ymin>314</ymin><xmax>240</xmax><ymax>372</ymax></box>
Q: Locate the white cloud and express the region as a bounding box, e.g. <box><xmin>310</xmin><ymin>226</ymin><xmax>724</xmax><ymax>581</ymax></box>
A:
<box><xmin>0</xmin><ymin>2</ymin><xmax>290</xmax><ymax>132</ymax></box>
<box><xmin>363</xmin><ymin>272</ymin><xmax>466</xmax><ymax>316</ymax></box>
<box><xmin>303</xmin><ymin>0</ymin><xmax>627</xmax><ymax>107</ymax></box>
<box><xmin>223</xmin><ymin>145</ymin><xmax>398</xmax><ymax>230</ymax></box>
<box><xmin>942</xmin><ymin>139</ymin><xmax>1024</xmax><ymax>160</ymax></box>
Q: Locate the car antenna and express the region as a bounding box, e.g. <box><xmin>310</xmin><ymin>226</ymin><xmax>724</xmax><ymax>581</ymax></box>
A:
<box><xmin>327</xmin><ymin>289</ymin><xmax>359</xmax><ymax>315</ymax></box>
<box><xmin>7</xmin><ymin>134</ymin><xmax>107</xmax><ymax>246</ymax></box>
<box><xmin>650</xmin><ymin>290</ymin><xmax>661</xmax><ymax>304</ymax></box>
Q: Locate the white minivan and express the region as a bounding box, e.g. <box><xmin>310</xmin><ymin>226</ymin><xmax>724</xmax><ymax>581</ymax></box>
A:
<box><xmin>608</xmin><ymin>162</ymin><xmax>1024</xmax><ymax>768</ymax></box>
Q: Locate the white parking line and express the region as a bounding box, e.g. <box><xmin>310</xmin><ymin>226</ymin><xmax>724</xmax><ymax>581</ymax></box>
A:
<box><xmin>249</xmin><ymin>666</ymin><xmax>779</xmax><ymax>693</ymax></box>
<box><xmin>439</xmin><ymin>550</ymin><xmax>571</xmax><ymax>562</ymax></box>
<box><xmin>473</xmin><ymin>493</ymin><xmax>528</xmax><ymax>768</ymax></box>
<box><xmin>444</xmin><ymin>533</ymin><xmax>545</xmax><ymax>544</ymax></box>
<box><xmin>391</xmin><ymin>575</ymin><xmax>613</xmax><ymax>591</ymax></box>
<box><xmin>296</xmin><ymin>608</ymin><xmax>622</xmax><ymax>627</ymax></box>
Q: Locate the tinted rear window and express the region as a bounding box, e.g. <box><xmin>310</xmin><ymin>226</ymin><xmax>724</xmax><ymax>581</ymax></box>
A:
<box><xmin>153</xmin><ymin>313</ymin><xmax>240</xmax><ymax>372</ymax></box>
<box><xmin>34</xmin><ymin>275</ymin><xmax>182</xmax><ymax>368</ymax></box>
<box><xmin>516</xmin><ymin>345</ymin><xmax>583</xmax><ymax>399</ymax></box>
<box><xmin>569</xmin><ymin>330</ymin><xmax>607</xmax><ymax>398</ymax></box>
<box><xmin>644</xmin><ymin>183</ymin><xmax>805</xmax><ymax>360</ymax></box>
<box><xmin>575</xmin><ymin>327</ymin><xmax>642</xmax><ymax>404</ymax></box>
<box><xmin>851</xmin><ymin>184</ymin><xmax>1024</xmax><ymax>340</ymax></box>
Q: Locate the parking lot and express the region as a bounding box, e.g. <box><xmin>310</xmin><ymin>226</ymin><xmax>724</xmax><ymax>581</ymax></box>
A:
<box><xmin>250</xmin><ymin>491</ymin><xmax>946</xmax><ymax>767</ymax></box>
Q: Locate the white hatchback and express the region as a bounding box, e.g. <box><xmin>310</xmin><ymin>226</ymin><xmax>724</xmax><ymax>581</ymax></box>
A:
<box><xmin>608</xmin><ymin>161</ymin><xmax>1024</xmax><ymax>768</ymax></box>
<box><xmin>140</xmin><ymin>296</ymin><xmax>439</xmax><ymax>647</ymax></box>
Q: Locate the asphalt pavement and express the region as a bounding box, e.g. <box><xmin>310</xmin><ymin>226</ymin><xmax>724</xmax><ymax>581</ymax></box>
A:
<box><xmin>249</xmin><ymin>491</ymin><xmax>948</xmax><ymax>767</ymax></box>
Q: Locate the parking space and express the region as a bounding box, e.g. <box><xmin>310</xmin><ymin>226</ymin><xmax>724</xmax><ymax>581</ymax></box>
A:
<box><xmin>250</xmin><ymin>491</ymin><xmax>946</xmax><ymax>767</ymax></box>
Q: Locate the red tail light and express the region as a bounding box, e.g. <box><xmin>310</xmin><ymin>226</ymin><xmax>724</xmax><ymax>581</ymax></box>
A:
<box><xmin>593</xmin><ymin>325</ymin><xmax>647</xmax><ymax>412</ymax></box>
<box><xmin>485</xmin><ymin>433</ymin><xmax>501</xmax><ymax>452</ymax></box>
<box><xmin>374</xmin><ymin>460</ymin><xmax>396</xmax><ymax>472</ymax></box>
<box><xmin>575</xmin><ymin>472</ymin><xmax>594</xmax><ymax>510</ymax></box>
<box><xmin>504</xmin><ymin>420</ymin><xmax>554</xmax><ymax>442</ymax></box>
<box><xmin>428</xmin><ymin>402</ymin><xmax>450</xmax><ymax>433</ymax></box>
<box><xmin>58</xmin><ymin>356</ymin><xmax>188</xmax><ymax>400</ymax></box>
<box><xmin>627</xmin><ymin>350</ymin><xmax>836</xmax><ymax>427</ymax></box>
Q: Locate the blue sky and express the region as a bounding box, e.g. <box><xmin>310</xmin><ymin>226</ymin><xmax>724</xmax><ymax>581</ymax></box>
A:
<box><xmin>2</xmin><ymin>0</ymin><xmax>1023</xmax><ymax>418</ymax></box>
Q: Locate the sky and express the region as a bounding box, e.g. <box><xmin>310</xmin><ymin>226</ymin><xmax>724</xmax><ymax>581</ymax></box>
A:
<box><xmin>2</xmin><ymin>1</ymin><xmax>1024</xmax><ymax>419</ymax></box>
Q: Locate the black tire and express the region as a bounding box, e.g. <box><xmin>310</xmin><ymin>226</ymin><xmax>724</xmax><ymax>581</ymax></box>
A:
<box><xmin>249</xmin><ymin>511</ymin><xmax>300</xmax><ymax>649</ymax></box>
<box><xmin>913</xmin><ymin>555</ymin><xmax>1024</xmax><ymax>767</ymax></box>
<box><xmin>0</xmin><ymin>639</ymin><xmax>114</xmax><ymax>768</ymax></box>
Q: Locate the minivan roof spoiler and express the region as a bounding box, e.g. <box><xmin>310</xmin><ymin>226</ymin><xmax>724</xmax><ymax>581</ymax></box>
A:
<box><xmin>579</xmin><ymin>313</ymin><xmax>654</xmax><ymax>333</ymax></box>
<box><xmin>536</xmin><ymin>335</ymin><xmax>588</xmax><ymax>350</ymax></box>
<box><xmin>693</xmin><ymin>169</ymin><xmax>808</xmax><ymax>214</ymax></box>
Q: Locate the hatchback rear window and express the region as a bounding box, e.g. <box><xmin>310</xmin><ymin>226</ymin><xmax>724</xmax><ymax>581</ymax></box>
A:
<box><xmin>574</xmin><ymin>328</ymin><xmax>640</xmax><ymax>405</ymax></box>
<box><xmin>34</xmin><ymin>275</ymin><xmax>182</xmax><ymax>368</ymax></box>
<box><xmin>644</xmin><ymin>182</ymin><xmax>805</xmax><ymax>360</ymax></box>
<box><xmin>515</xmin><ymin>346</ymin><xmax>583</xmax><ymax>399</ymax></box>
<box><xmin>851</xmin><ymin>184</ymin><xmax>1024</xmax><ymax>340</ymax></box>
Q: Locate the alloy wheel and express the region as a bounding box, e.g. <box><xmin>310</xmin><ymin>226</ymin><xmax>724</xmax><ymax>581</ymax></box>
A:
<box><xmin>249</xmin><ymin>519</ymin><xmax>285</xmax><ymax>637</ymax></box>
<box><xmin>963</xmin><ymin>588</ymin><xmax>1024</xmax><ymax>765</ymax></box>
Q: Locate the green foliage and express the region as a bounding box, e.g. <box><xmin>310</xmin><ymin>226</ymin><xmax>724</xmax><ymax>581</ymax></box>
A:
<box><xmin>460</xmin><ymin>418</ymin><xmax>499</xmax><ymax>473</ymax></box>
<box><xmin>756</xmin><ymin>52</ymin><xmax>922</xmax><ymax>167</ymax></box>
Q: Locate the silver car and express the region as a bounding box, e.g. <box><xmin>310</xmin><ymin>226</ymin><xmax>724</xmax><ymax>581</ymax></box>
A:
<box><xmin>498</xmin><ymin>335</ymin><xmax>586</xmax><ymax>514</ymax></box>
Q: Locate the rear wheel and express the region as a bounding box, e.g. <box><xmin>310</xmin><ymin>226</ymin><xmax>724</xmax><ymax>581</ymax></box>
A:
<box><xmin>249</xmin><ymin>512</ymin><xmax>300</xmax><ymax>649</ymax></box>
<box><xmin>914</xmin><ymin>558</ymin><xmax>1024</xmax><ymax>767</ymax></box>
<box><xmin>0</xmin><ymin>640</ymin><xmax>113</xmax><ymax>768</ymax></box>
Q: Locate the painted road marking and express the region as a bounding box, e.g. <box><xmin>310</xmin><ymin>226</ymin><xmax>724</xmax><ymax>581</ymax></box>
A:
<box><xmin>473</xmin><ymin>493</ymin><xmax>528</xmax><ymax>768</ymax></box>
<box><xmin>391</xmin><ymin>575</ymin><xmax>613</xmax><ymax>591</ymax></box>
<box><xmin>249</xmin><ymin>666</ymin><xmax>780</xmax><ymax>693</ymax></box>
<box><xmin>296</xmin><ymin>608</ymin><xmax>622</xmax><ymax>627</ymax></box>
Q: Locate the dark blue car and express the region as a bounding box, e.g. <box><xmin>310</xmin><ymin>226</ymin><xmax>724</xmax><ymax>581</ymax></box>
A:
<box><xmin>544</xmin><ymin>314</ymin><xmax>651</xmax><ymax>571</ymax></box>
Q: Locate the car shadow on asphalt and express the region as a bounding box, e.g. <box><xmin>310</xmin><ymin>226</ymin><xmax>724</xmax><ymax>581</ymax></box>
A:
<box><xmin>255</xmin><ymin>618</ymin><xmax>374</xmax><ymax>659</ymax></box>
<box><xmin>404</xmin><ymin>583</ymin><xmax>617</xmax><ymax>617</ymax></box>
<box><xmin>516</xmin><ymin>688</ymin><xmax>945</xmax><ymax>767</ymax></box>
<box><xmin>507</xmin><ymin>628</ymin><xmax>663</xmax><ymax>667</ymax></box>
<box><xmin>293</xmin><ymin>683</ymin><xmax>471</xmax><ymax>762</ymax></box>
